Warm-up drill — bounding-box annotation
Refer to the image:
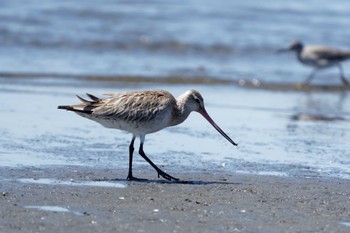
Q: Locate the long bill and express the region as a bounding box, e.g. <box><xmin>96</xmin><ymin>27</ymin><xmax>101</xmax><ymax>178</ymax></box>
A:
<box><xmin>199</xmin><ymin>108</ymin><xmax>238</xmax><ymax>146</ymax></box>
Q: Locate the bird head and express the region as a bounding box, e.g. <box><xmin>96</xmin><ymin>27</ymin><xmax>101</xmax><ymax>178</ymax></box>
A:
<box><xmin>186</xmin><ymin>89</ymin><xmax>205</xmax><ymax>112</ymax></box>
<box><xmin>276</xmin><ymin>39</ymin><xmax>303</xmax><ymax>53</ymax></box>
<box><xmin>287</xmin><ymin>39</ymin><xmax>303</xmax><ymax>51</ymax></box>
<box><xmin>185</xmin><ymin>90</ymin><xmax>238</xmax><ymax>146</ymax></box>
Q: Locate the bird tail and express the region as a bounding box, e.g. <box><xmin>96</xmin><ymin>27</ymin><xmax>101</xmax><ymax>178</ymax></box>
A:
<box><xmin>57</xmin><ymin>105</ymin><xmax>74</xmax><ymax>110</ymax></box>
<box><xmin>57</xmin><ymin>105</ymin><xmax>93</xmax><ymax>114</ymax></box>
<box><xmin>57</xmin><ymin>93</ymin><xmax>100</xmax><ymax>114</ymax></box>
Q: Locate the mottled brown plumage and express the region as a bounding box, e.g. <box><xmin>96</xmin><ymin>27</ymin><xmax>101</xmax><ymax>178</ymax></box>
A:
<box><xmin>70</xmin><ymin>90</ymin><xmax>176</xmax><ymax>124</ymax></box>
<box><xmin>58</xmin><ymin>89</ymin><xmax>237</xmax><ymax>181</ymax></box>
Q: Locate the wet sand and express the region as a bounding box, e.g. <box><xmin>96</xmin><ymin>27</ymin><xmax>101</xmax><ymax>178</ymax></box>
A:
<box><xmin>2</xmin><ymin>71</ymin><xmax>350</xmax><ymax>91</ymax></box>
<box><xmin>1</xmin><ymin>166</ymin><xmax>349</xmax><ymax>233</ymax></box>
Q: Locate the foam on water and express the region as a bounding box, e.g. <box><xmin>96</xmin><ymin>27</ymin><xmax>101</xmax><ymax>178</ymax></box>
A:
<box><xmin>232</xmin><ymin>170</ymin><xmax>288</xmax><ymax>178</ymax></box>
<box><xmin>339</xmin><ymin>222</ymin><xmax>350</xmax><ymax>227</ymax></box>
<box><xmin>25</xmin><ymin>205</ymin><xmax>83</xmax><ymax>216</ymax></box>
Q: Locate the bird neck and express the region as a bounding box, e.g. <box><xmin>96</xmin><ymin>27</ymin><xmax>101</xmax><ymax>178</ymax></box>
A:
<box><xmin>171</xmin><ymin>93</ymin><xmax>193</xmax><ymax>126</ymax></box>
<box><xmin>290</xmin><ymin>47</ymin><xmax>302</xmax><ymax>65</ymax></box>
<box><xmin>294</xmin><ymin>45</ymin><xmax>303</xmax><ymax>57</ymax></box>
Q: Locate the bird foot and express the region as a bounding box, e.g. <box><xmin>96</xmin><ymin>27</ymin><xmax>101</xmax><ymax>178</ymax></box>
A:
<box><xmin>157</xmin><ymin>170</ymin><xmax>179</xmax><ymax>181</ymax></box>
<box><xmin>127</xmin><ymin>175</ymin><xmax>148</xmax><ymax>181</ymax></box>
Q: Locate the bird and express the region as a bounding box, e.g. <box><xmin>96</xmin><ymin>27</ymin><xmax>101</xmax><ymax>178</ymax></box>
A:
<box><xmin>58</xmin><ymin>89</ymin><xmax>237</xmax><ymax>181</ymax></box>
<box><xmin>278</xmin><ymin>40</ymin><xmax>350</xmax><ymax>85</ymax></box>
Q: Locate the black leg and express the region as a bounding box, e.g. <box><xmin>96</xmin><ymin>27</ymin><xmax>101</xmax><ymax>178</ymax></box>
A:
<box><xmin>338</xmin><ymin>63</ymin><xmax>349</xmax><ymax>86</ymax></box>
<box><xmin>127</xmin><ymin>136</ymin><xmax>137</xmax><ymax>180</ymax></box>
<box><xmin>341</xmin><ymin>77</ymin><xmax>349</xmax><ymax>85</ymax></box>
<box><xmin>138</xmin><ymin>142</ymin><xmax>179</xmax><ymax>181</ymax></box>
<box><xmin>304</xmin><ymin>69</ymin><xmax>317</xmax><ymax>85</ymax></box>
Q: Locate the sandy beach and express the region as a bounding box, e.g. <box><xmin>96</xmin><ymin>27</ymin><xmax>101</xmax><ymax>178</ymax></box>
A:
<box><xmin>1</xmin><ymin>166</ymin><xmax>349</xmax><ymax>233</ymax></box>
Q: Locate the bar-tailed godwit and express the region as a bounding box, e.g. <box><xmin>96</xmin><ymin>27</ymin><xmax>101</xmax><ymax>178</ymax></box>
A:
<box><xmin>58</xmin><ymin>89</ymin><xmax>237</xmax><ymax>181</ymax></box>
<box><xmin>278</xmin><ymin>40</ymin><xmax>350</xmax><ymax>85</ymax></box>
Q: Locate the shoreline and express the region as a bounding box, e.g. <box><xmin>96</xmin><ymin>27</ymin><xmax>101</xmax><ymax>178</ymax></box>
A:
<box><xmin>1</xmin><ymin>166</ymin><xmax>349</xmax><ymax>233</ymax></box>
<box><xmin>1</xmin><ymin>72</ymin><xmax>350</xmax><ymax>92</ymax></box>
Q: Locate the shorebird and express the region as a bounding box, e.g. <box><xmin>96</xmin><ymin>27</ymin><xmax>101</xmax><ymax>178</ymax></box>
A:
<box><xmin>278</xmin><ymin>40</ymin><xmax>350</xmax><ymax>85</ymax></box>
<box><xmin>58</xmin><ymin>89</ymin><xmax>237</xmax><ymax>181</ymax></box>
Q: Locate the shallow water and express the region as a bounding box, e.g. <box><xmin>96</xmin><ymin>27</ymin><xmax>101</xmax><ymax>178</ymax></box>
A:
<box><xmin>0</xmin><ymin>1</ymin><xmax>350</xmax><ymax>180</ymax></box>
<box><xmin>1</xmin><ymin>0</ymin><xmax>350</xmax><ymax>83</ymax></box>
<box><xmin>1</xmin><ymin>80</ymin><xmax>349</xmax><ymax>180</ymax></box>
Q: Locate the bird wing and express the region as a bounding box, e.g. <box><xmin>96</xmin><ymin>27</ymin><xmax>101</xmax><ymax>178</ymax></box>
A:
<box><xmin>92</xmin><ymin>90</ymin><xmax>175</xmax><ymax>122</ymax></box>
<box><xmin>309</xmin><ymin>46</ymin><xmax>350</xmax><ymax>61</ymax></box>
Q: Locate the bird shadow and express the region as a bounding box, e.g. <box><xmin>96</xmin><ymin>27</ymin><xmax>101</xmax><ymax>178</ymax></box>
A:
<box><xmin>94</xmin><ymin>178</ymin><xmax>242</xmax><ymax>185</ymax></box>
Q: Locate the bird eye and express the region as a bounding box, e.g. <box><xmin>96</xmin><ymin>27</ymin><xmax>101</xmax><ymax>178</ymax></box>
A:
<box><xmin>194</xmin><ymin>98</ymin><xmax>200</xmax><ymax>103</ymax></box>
